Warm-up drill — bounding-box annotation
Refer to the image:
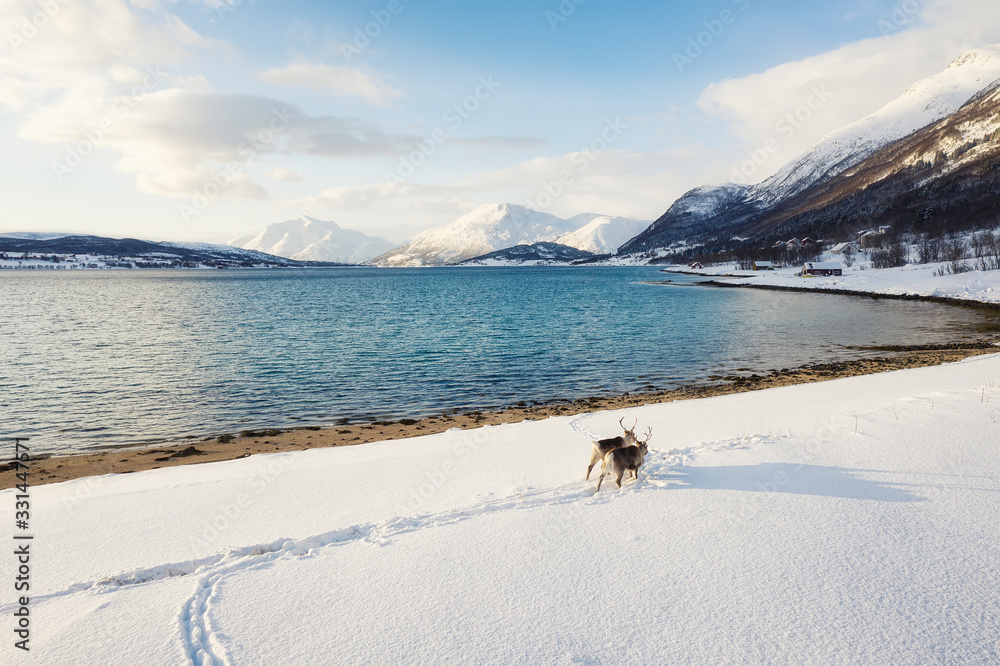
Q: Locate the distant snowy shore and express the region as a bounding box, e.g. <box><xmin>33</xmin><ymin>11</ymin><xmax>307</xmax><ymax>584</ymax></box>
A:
<box><xmin>667</xmin><ymin>259</ymin><xmax>1000</xmax><ymax>307</ymax></box>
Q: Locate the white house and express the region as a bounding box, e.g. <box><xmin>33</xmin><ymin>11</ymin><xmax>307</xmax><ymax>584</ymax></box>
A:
<box><xmin>830</xmin><ymin>242</ymin><xmax>860</xmax><ymax>255</ymax></box>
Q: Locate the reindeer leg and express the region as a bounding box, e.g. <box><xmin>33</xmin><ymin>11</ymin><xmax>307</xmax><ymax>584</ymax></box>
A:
<box><xmin>586</xmin><ymin>457</ymin><xmax>596</xmax><ymax>480</ymax></box>
<box><xmin>595</xmin><ymin>455</ymin><xmax>611</xmax><ymax>491</ymax></box>
<box><xmin>616</xmin><ymin>470</ymin><xmax>624</xmax><ymax>488</ymax></box>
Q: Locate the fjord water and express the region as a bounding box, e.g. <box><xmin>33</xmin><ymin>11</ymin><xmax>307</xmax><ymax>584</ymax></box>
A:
<box><xmin>3</xmin><ymin>266</ymin><xmax>995</xmax><ymax>454</ymax></box>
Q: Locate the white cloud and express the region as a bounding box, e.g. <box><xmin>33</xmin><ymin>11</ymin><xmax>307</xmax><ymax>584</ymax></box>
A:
<box><xmin>271</xmin><ymin>167</ymin><xmax>304</xmax><ymax>182</ymax></box>
<box><xmin>257</xmin><ymin>62</ymin><xmax>403</xmax><ymax>106</ymax></box>
<box><xmin>1</xmin><ymin>1</ymin><xmax>419</xmax><ymax>202</ymax></box>
<box><xmin>82</xmin><ymin>90</ymin><xmax>413</xmax><ymax>197</ymax></box>
<box><xmin>0</xmin><ymin>0</ymin><xmax>215</xmax><ymax>75</ymax></box>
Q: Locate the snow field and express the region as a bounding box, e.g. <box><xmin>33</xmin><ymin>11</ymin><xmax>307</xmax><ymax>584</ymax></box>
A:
<box><xmin>4</xmin><ymin>354</ymin><xmax>1000</xmax><ymax>664</ymax></box>
<box><xmin>678</xmin><ymin>248</ymin><xmax>1000</xmax><ymax>305</ymax></box>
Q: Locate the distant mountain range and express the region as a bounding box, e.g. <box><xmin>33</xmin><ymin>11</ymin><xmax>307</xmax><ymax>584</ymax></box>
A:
<box><xmin>621</xmin><ymin>45</ymin><xmax>1000</xmax><ymax>255</ymax></box>
<box><xmin>231</xmin><ymin>216</ymin><xmax>396</xmax><ymax>264</ymax></box>
<box><xmin>370</xmin><ymin>204</ymin><xmax>649</xmax><ymax>266</ymax></box>
<box><xmin>0</xmin><ymin>234</ymin><xmax>337</xmax><ymax>267</ymax></box>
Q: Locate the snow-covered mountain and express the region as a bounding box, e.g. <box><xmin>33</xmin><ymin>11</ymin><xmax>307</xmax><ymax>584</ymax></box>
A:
<box><xmin>726</xmin><ymin>71</ymin><xmax>1000</xmax><ymax>242</ymax></box>
<box><xmin>371</xmin><ymin>204</ymin><xmax>581</xmax><ymax>266</ymax></box>
<box><xmin>755</xmin><ymin>45</ymin><xmax>1000</xmax><ymax>206</ymax></box>
<box><xmin>555</xmin><ymin>214</ymin><xmax>652</xmax><ymax>255</ymax></box>
<box><xmin>234</xmin><ymin>216</ymin><xmax>396</xmax><ymax>264</ymax></box>
<box><xmin>619</xmin><ymin>185</ymin><xmax>751</xmax><ymax>253</ymax></box>
<box><xmin>622</xmin><ymin>45</ymin><xmax>1000</xmax><ymax>253</ymax></box>
<box><xmin>371</xmin><ymin>204</ymin><xmax>651</xmax><ymax>266</ymax></box>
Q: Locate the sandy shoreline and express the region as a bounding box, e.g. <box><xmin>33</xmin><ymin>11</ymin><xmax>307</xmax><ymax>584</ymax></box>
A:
<box><xmin>6</xmin><ymin>340</ymin><xmax>997</xmax><ymax>490</ymax></box>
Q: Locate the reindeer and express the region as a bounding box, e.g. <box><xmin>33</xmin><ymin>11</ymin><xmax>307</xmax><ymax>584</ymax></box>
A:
<box><xmin>596</xmin><ymin>427</ymin><xmax>651</xmax><ymax>491</ymax></box>
<box><xmin>586</xmin><ymin>417</ymin><xmax>638</xmax><ymax>480</ymax></box>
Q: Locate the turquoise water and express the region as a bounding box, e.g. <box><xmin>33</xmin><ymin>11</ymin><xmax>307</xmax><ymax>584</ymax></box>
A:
<box><xmin>2</xmin><ymin>266</ymin><xmax>994</xmax><ymax>454</ymax></box>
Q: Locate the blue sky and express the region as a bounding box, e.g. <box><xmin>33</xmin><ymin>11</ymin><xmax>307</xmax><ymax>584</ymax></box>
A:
<box><xmin>2</xmin><ymin>0</ymin><xmax>999</xmax><ymax>244</ymax></box>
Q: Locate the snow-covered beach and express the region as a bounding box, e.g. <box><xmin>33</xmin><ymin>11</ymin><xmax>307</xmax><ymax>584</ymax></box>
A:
<box><xmin>668</xmin><ymin>258</ymin><xmax>1000</xmax><ymax>307</ymax></box>
<box><xmin>5</xmin><ymin>350</ymin><xmax>999</xmax><ymax>664</ymax></box>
